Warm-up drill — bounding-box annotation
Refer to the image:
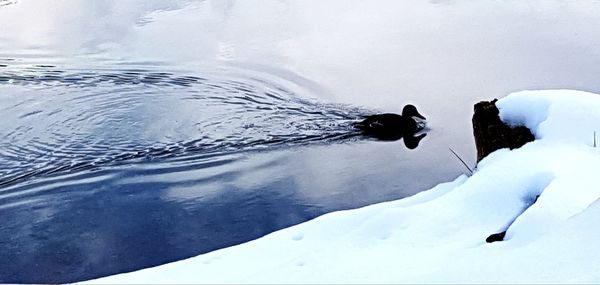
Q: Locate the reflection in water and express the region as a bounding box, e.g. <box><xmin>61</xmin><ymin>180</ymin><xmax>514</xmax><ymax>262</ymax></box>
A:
<box><xmin>3</xmin><ymin>0</ymin><xmax>600</xmax><ymax>283</ymax></box>
<box><xmin>0</xmin><ymin>62</ymin><xmax>428</xmax><ymax>283</ymax></box>
<box><xmin>404</xmin><ymin>133</ymin><xmax>427</xmax><ymax>150</ymax></box>
<box><xmin>0</xmin><ymin>152</ymin><xmax>324</xmax><ymax>283</ymax></box>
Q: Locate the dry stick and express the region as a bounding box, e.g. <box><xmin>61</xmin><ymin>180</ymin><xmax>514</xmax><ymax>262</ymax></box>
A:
<box><xmin>449</xmin><ymin>147</ymin><xmax>473</xmax><ymax>175</ymax></box>
<box><xmin>594</xmin><ymin>131</ymin><xmax>597</xmax><ymax>148</ymax></box>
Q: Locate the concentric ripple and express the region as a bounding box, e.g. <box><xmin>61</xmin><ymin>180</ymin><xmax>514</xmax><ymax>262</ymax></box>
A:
<box><xmin>0</xmin><ymin>63</ymin><xmax>369</xmax><ymax>188</ymax></box>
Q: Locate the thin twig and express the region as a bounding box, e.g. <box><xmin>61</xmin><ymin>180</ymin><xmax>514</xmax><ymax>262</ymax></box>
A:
<box><xmin>594</xmin><ymin>131</ymin><xmax>597</xmax><ymax>148</ymax></box>
<box><xmin>449</xmin><ymin>147</ymin><xmax>473</xmax><ymax>175</ymax></box>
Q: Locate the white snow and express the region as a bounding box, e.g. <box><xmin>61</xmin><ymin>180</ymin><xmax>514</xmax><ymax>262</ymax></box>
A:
<box><xmin>87</xmin><ymin>90</ymin><xmax>600</xmax><ymax>284</ymax></box>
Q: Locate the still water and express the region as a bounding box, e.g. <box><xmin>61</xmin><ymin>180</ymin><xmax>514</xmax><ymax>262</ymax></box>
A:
<box><xmin>2</xmin><ymin>0</ymin><xmax>600</xmax><ymax>283</ymax></box>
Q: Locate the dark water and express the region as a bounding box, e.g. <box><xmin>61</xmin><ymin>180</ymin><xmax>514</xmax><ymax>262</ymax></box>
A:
<box><xmin>3</xmin><ymin>0</ymin><xmax>600</xmax><ymax>283</ymax></box>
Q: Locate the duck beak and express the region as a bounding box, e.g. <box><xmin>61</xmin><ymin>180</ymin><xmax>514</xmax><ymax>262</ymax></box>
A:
<box><xmin>414</xmin><ymin>112</ymin><xmax>426</xmax><ymax>120</ymax></box>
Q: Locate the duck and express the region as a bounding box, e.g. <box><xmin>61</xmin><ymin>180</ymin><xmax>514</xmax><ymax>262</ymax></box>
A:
<box><xmin>353</xmin><ymin>104</ymin><xmax>426</xmax><ymax>141</ymax></box>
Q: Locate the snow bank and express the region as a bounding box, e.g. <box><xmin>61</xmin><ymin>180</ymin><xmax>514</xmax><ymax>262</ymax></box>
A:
<box><xmin>88</xmin><ymin>90</ymin><xmax>600</xmax><ymax>284</ymax></box>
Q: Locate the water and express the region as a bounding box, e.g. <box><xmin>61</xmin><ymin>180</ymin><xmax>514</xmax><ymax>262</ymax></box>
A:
<box><xmin>2</xmin><ymin>1</ymin><xmax>600</xmax><ymax>283</ymax></box>
<box><xmin>0</xmin><ymin>64</ymin><xmax>368</xmax><ymax>186</ymax></box>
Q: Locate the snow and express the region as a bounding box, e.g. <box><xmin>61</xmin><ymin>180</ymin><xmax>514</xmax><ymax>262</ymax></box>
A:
<box><xmin>87</xmin><ymin>90</ymin><xmax>600</xmax><ymax>284</ymax></box>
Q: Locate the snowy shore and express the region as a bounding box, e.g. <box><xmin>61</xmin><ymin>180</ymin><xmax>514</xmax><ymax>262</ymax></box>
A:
<box><xmin>89</xmin><ymin>90</ymin><xmax>600</xmax><ymax>284</ymax></box>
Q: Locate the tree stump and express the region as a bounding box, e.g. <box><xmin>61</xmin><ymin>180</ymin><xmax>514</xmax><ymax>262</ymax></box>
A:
<box><xmin>472</xmin><ymin>99</ymin><xmax>535</xmax><ymax>162</ymax></box>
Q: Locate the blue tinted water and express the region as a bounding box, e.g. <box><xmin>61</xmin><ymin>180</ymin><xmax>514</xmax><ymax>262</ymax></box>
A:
<box><xmin>2</xmin><ymin>0</ymin><xmax>600</xmax><ymax>283</ymax></box>
<box><xmin>0</xmin><ymin>62</ymin><xmax>441</xmax><ymax>282</ymax></box>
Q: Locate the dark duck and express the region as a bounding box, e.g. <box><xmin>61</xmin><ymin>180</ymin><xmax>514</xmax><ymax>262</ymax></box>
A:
<box><xmin>353</xmin><ymin>104</ymin><xmax>427</xmax><ymax>147</ymax></box>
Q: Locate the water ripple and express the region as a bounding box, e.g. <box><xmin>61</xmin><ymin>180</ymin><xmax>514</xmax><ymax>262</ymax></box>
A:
<box><xmin>0</xmin><ymin>63</ymin><xmax>370</xmax><ymax>188</ymax></box>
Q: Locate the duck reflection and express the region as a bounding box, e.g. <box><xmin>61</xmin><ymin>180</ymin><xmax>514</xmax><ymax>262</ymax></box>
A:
<box><xmin>353</xmin><ymin>104</ymin><xmax>427</xmax><ymax>149</ymax></box>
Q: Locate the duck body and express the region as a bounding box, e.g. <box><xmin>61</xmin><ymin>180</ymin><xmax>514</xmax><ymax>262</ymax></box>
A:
<box><xmin>354</xmin><ymin>113</ymin><xmax>418</xmax><ymax>140</ymax></box>
<box><xmin>353</xmin><ymin>104</ymin><xmax>426</xmax><ymax>141</ymax></box>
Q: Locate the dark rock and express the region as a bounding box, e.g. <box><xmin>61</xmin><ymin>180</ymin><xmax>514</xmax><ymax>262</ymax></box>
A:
<box><xmin>472</xmin><ymin>99</ymin><xmax>535</xmax><ymax>162</ymax></box>
<box><xmin>486</xmin><ymin>231</ymin><xmax>506</xmax><ymax>243</ymax></box>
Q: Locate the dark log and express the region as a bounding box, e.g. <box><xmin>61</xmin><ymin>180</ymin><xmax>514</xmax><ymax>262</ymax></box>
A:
<box><xmin>472</xmin><ymin>99</ymin><xmax>535</xmax><ymax>162</ymax></box>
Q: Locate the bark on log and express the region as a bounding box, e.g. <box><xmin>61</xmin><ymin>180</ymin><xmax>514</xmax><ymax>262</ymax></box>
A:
<box><xmin>472</xmin><ymin>99</ymin><xmax>535</xmax><ymax>162</ymax></box>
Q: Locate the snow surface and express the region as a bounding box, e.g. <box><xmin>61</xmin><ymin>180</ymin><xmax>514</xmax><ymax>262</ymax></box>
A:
<box><xmin>88</xmin><ymin>90</ymin><xmax>600</xmax><ymax>284</ymax></box>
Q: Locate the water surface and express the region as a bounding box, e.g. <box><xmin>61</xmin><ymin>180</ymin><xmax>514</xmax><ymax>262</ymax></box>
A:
<box><xmin>2</xmin><ymin>0</ymin><xmax>600</xmax><ymax>283</ymax></box>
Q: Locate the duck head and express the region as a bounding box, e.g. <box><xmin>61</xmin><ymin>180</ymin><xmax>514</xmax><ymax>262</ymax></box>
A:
<box><xmin>402</xmin><ymin>104</ymin><xmax>426</xmax><ymax>120</ymax></box>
